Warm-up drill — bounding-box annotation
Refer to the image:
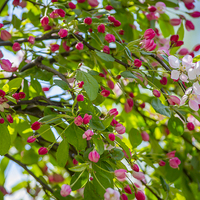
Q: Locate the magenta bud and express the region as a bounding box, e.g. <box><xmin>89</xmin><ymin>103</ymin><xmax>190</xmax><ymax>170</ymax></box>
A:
<box><xmin>27</xmin><ymin>136</ymin><xmax>36</xmax><ymax>143</ymax></box>
<box><xmin>38</xmin><ymin>147</ymin><xmax>48</xmax><ymax>155</ymax></box>
<box><xmin>187</xmin><ymin>122</ymin><xmax>195</xmax><ymax>130</ymax></box>
<box><xmin>153</xmin><ymin>89</ymin><xmax>161</xmax><ymax>97</ymax></box>
<box><xmin>132</xmin><ymin>164</ymin><xmax>139</xmax><ymax>172</ymax></box>
<box><xmin>108</xmin><ymin>133</ymin><xmax>115</xmax><ymax>141</ymax></box>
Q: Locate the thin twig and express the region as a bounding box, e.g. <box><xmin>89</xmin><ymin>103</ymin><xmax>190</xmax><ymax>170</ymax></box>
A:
<box><xmin>0</xmin><ymin>0</ymin><xmax>9</xmax><ymax>14</ymax></box>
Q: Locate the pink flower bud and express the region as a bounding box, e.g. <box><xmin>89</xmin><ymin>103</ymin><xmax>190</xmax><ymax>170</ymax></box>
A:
<box><xmin>84</xmin><ymin>17</ymin><xmax>92</xmax><ymax>25</ymax></box>
<box><xmin>63</xmin><ymin>41</ymin><xmax>70</xmax><ymax>52</ymax></box>
<box><xmin>60</xmin><ymin>184</ymin><xmax>71</xmax><ymax>197</ymax></box>
<box><xmin>124</xmin><ymin>185</ymin><xmax>132</xmax><ymax>194</ymax></box>
<box><xmin>0</xmin><ymin>30</ymin><xmax>12</xmax><ymax>41</ymax></box>
<box><xmin>119</xmin><ymin>29</ymin><xmax>124</xmax><ymax>35</ymax></box>
<box><xmin>13</xmin><ymin>0</ymin><xmax>19</xmax><ymax>6</ymax></box>
<box><xmin>134</xmin><ymin>59</ymin><xmax>142</xmax><ymax>68</ymax></box>
<box><xmin>78</xmin><ymin>0</ymin><xmax>86</xmax><ymax>3</ymax></box>
<box><xmin>56</xmin><ymin>9</ymin><xmax>65</xmax><ymax>17</ymax></box>
<box><xmin>174</xmin><ymin>41</ymin><xmax>184</xmax><ymax>47</ymax></box>
<box><xmin>101</xmin><ymin>89</ymin><xmax>110</xmax><ymax>97</ymax></box>
<box><xmin>50</xmin><ymin>44</ymin><xmax>59</xmax><ymax>52</ymax></box>
<box><xmin>31</xmin><ymin>121</ymin><xmax>41</xmax><ymax>130</ymax></box>
<box><xmin>169</xmin><ymin>157</ymin><xmax>181</xmax><ymax>168</ymax></box>
<box><xmin>75</xmin><ymin>42</ymin><xmax>84</xmax><ymax>50</ymax></box>
<box><xmin>58</xmin><ymin>29</ymin><xmax>68</xmax><ymax>38</ymax></box>
<box><xmin>77</xmin><ymin>94</ymin><xmax>84</xmax><ymax>101</ymax></box>
<box><xmin>12</xmin><ymin>42</ymin><xmax>21</xmax><ymax>51</ymax></box>
<box><xmin>42</xmin><ymin>87</ymin><xmax>49</xmax><ymax>92</ymax></box>
<box><xmin>142</xmin><ymin>39</ymin><xmax>157</xmax><ymax>51</ymax></box>
<box><xmin>105</xmin><ymin>5</ymin><xmax>114</xmax><ymax>10</ymax></box>
<box><xmin>68</xmin><ymin>2</ymin><xmax>76</xmax><ymax>9</ymax></box>
<box><xmin>0</xmin><ymin>90</ymin><xmax>6</xmax><ymax>97</ymax></box>
<box><xmin>115</xmin><ymin>123</ymin><xmax>125</xmax><ymax>134</ymax></box>
<box><xmin>141</xmin><ymin>131</ymin><xmax>149</xmax><ymax>141</ymax></box>
<box><xmin>159</xmin><ymin>160</ymin><xmax>166</xmax><ymax>166</ymax></box>
<box><xmin>88</xmin><ymin>150</ymin><xmax>100</xmax><ymax>163</ymax></box>
<box><xmin>155</xmin><ymin>2</ymin><xmax>166</xmax><ymax>13</ymax></box>
<box><xmin>0</xmin><ymin>118</ymin><xmax>5</xmax><ymax>124</ymax></box>
<box><xmin>170</xmin><ymin>18</ymin><xmax>181</xmax><ymax>26</ymax></box>
<box><xmin>153</xmin><ymin>89</ymin><xmax>161</xmax><ymax>97</ymax></box>
<box><xmin>187</xmin><ymin>122</ymin><xmax>195</xmax><ymax>130</ymax></box>
<box><xmin>144</xmin><ymin>28</ymin><xmax>156</xmax><ymax>40</ymax></box>
<box><xmin>0</xmin><ymin>24</ymin><xmax>3</xmax><ymax>29</ymax></box>
<box><xmin>27</xmin><ymin>136</ymin><xmax>36</xmax><ymax>143</ymax></box>
<box><xmin>88</xmin><ymin>28</ymin><xmax>93</xmax><ymax>33</ymax></box>
<box><xmin>28</xmin><ymin>36</ymin><xmax>35</xmax><ymax>44</ymax></box>
<box><xmin>0</xmin><ymin>50</ymin><xmax>3</xmax><ymax>58</ymax></box>
<box><xmin>127</xmin><ymin>98</ymin><xmax>134</xmax><ymax>107</ymax></box>
<box><xmin>108</xmin><ymin>108</ymin><xmax>118</xmax><ymax>117</ymax></box>
<box><xmin>18</xmin><ymin>92</ymin><xmax>26</xmax><ymax>99</ymax></box>
<box><xmin>166</xmin><ymin>150</ymin><xmax>176</xmax><ymax>158</ymax></box>
<box><xmin>88</xmin><ymin>0</ymin><xmax>99</xmax><ymax>7</ymax></box>
<box><xmin>50</xmin><ymin>10</ymin><xmax>59</xmax><ymax>18</ymax></box>
<box><xmin>97</xmin><ymin>24</ymin><xmax>105</xmax><ymax>33</ymax></box>
<box><xmin>113</xmin><ymin>20</ymin><xmax>121</xmax><ymax>27</ymax></box>
<box><xmin>107</xmin><ymin>80</ymin><xmax>115</xmax><ymax>89</ymax></box>
<box><xmin>132</xmin><ymin>171</ymin><xmax>145</xmax><ymax>180</ymax></box>
<box><xmin>103</xmin><ymin>45</ymin><xmax>110</xmax><ymax>54</ymax></box>
<box><xmin>132</xmin><ymin>164</ymin><xmax>139</xmax><ymax>172</ymax></box>
<box><xmin>82</xmin><ymin>130</ymin><xmax>94</xmax><ymax>140</ymax></box>
<box><xmin>19</xmin><ymin>1</ymin><xmax>27</xmax><ymax>8</ymax></box>
<box><xmin>108</xmin><ymin>133</ymin><xmax>115</xmax><ymax>141</ymax></box>
<box><xmin>116</xmin><ymin>75</ymin><xmax>121</xmax><ymax>79</ymax></box>
<box><xmin>74</xmin><ymin>116</ymin><xmax>83</xmax><ymax>126</ymax></box>
<box><xmin>110</xmin><ymin>119</ymin><xmax>118</xmax><ymax>126</ymax></box>
<box><xmin>78</xmin><ymin>81</ymin><xmax>84</xmax><ymax>88</ymax></box>
<box><xmin>52</xmin><ymin>0</ymin><xmax>58</xmax><ymax>2</ymax></box>
<box><xmin>135</xmin><ymin>191</ymin><xmax>146</xmax><ymax>200</ymax></box>
<box><xmin>12</xmin><ymin>93</ymin><xmax>20</xmax><ymax>100</ymax></box>
<box><xmin>146</xmin><ymin>12</ymin><xmax>158</xmax><ymax>21</ymax></box>
<box><xmin>40</xmin><ymin>16</ymin><xmax>49</xmax><ymax>26</ymax></box>
<box><xmin>83</xmin><ymin>113</ymin><xmax>92</xmax><ymax>124</ymax></box>
<box><xmin>140</xmin><ymin>102</ymin><xmax>145</xmax><ymax>109</ymax></box>
<box><xmin>189</xmin><ymin>11</ymin><xmax>200</xmax><ymax>18</ymax></box>
<box><xmin>160</xmin><ymin>77</ymin><xmax>168</xmax><ymax>85</ymax></box>
<box><xmin>105</xmin><ymin>34</ymin><xmax>115</xmax><ymax>43</ymax></box>
<box><xmin>73</xmin><ymin>159</ymin><xmax>78</xmax><ymax>165</ymax></box>
<box><xmin>185</xmin><ymin>20</ymin><xmax>195</xmax><ymax>31</ymax></box>
<box><xmin>108</xmin><ymin>16</ymin><xmax>116</xmax><ymax>22</ymax></box>
<box><xmin>167</xmin><ymin>95</ymin><xmax>180</xmax><ymax>105</ymax></box>
<box><xmin>121</xmin><ymin>194</ymin><xmax>128</xmax><ymax>200</ymax></box>
<box><xmin>148</xmin><ymin>6</ymin><xmax>157</xmax><ymax>12</ymax></box>
<box><xmin>7</xmin><ymin>114</ymin><xmax>13</xmax><ymax>123</ymax></box>
<box><xmin>178</xmin><ymin>48</ymin><xmax>189</xmax><ymax>55</ymax></box>
<box><xmin>170</xmin><ymin>34</ymin><xmax>179</xmax><ymax>42</ymax></box>
<box><xmin>38</xmin><ymin>147</ymin><xmax>48</xmax><ymax>155</ymax></box>
<box><xmin>184</xmin><ymin>2</ymin><xmax>194</xmax><ymax>10</ymax></box>
<box><xmin>114</xmin><ymin>169</ymin><xmax>127</xmax><ymax>182</ymax></box>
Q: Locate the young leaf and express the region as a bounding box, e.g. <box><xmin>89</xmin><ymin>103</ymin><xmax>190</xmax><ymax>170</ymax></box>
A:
<box><xmin>129</xmin><ymin>128</ymin><xmax>142</xmax><ymax>149</ymax></box>
<box><xmin>168</xmin><ymin>116</ymin><xmax>184</xmax><ymax>136</ymax></box>
<box><xmin>56</xmin><ymin>139</ymin><xmax>69</xmax><ymax>167</ymax></box>
<box><xmin>0</xmin><ymin>124</ymin><xmax>11</xmax><ymax>156</ymax></box>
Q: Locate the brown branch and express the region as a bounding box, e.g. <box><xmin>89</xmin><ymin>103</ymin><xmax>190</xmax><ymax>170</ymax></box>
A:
<box><xmin>4</xmin><ymin>154</ymin><xmax>54</xmax><ymax>194</ymax></box>
<box><xmin>0</xmin><ymin>0</ymin><xmax>9</xmax><ymax>14</ymax></box>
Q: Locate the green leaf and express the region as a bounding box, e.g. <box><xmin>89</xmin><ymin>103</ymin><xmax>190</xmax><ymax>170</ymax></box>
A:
<box><xmin>129</xmin><ymin>128</ymin><xmax>142</xmax><ymax>149</ymax></box>
<box><xmin>177</xmin><ymin>22</ymin><xmax>184</xmax><ymax>41</ymax></box>
<box><xmin>76</xmin><ymin>71</ymin><xmax>99</xmax><ymax>101</ymax></box>
<box><xmin>110</xmin><ymin>148</ymin><xmax>124</xmax><ymax>161</ymax></box>
<box><xmin>3</xmin><ymin>78</ymin><xmax>22</xmax><ymax>93</ymax></box>
<box><xmin>193</xmin><ymin>55</ymin><xmax>200</xmax><ymax>63</ymax></box>
<box><xmin>95</xmin><ymin>50</ymin><xmax>115</xmax><ymax>62</ymax></box>
<box><xmin>69</xmin><ymin>163</ymin><xmax>89</xmax><ymax>172</ymax></box>
<box><xmin>168</xmin><ymin>116</ymin><xmax>184</xmax><ymax>136</ymax></box>
<box><xmin>84</xmin><ymin>182</ymin><xmax>101</xmax><ymax>200</ymax></box>
<box><xmin>115</xmin><ymin>137</ymin><xmax>131</xmax><ymax>159</ymax></box>
<box><xmin>12</xmin><ymin>15</ymin><xmax>21</xmax><ymax>29</ymax></box>
<box><xmin>92</xmin><ymin>135</ymin><xmax>104</xmax><ymax>155</ymax></box>
<box><xmin>102</xmin><ymin>116</ymin><xmax>114</xmax><ymax>129</ymax></box>
<box><xmin>38</xmin><ymin>114</ymin><xmax>65</xmax><ymax>124</ymax></box>
<box><xmin>54</xmin><ymin>79</ymin><xmax>70</xmax><ymax>90</ymax></box>
<box><xmin>0</xmin><ymin>124</ymin><xmax>11</xmax><ymax>155</ymax></box>
<box><xmin>89</xmin><ymin>116</ymin><xmax>105</xmax><ymax>131</ymax></box>
<box><xmin>70</xmin><ymin>170</ymin><xmax>89</xmax><ymax>191</ymax></box>
<box><xmin>151</xmin><ymin>98</ymin><xmax>171</xmax><ymax>117</ymax></box>
<box><xmin>121</xmin><ymin>71</ymin><xmax>137</xmax><ymax>79</ymax></box>
<box><xmin>56</xmin><ymin>139</ymin><xmax>69</xmax><ymax>167</ymax></box>
<box><xmin>160</xmin><ymin>176</ymin><xmax>170</xmax><ymax>192</ymax></box>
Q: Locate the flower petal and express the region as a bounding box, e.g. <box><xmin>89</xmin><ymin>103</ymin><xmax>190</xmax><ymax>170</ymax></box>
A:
<box><xmin>180</xmin><ymin>73</ymin><xmax>189</xmax><ymax>83</ymax></box>
<box><xmin>182</xmin><ymin>55</ymin><xmax>193</xmax><ymax>69</ymax></box>
<box><xmin>193</xmin><ymin>82</ymin><xmax>200</xmax><ymax>95</ymax></box>
<box><xmin>189</xmin><ymin>99</ymin><xmax>199</xmax><ymax>111</ymax></box>
<box><xmin>168</xmin><ymin>55</ymin><xmax>180</xmax><ymax>69</ymax></box>
<box><xmin>188</xmin><ymin>68</ymin><xmax>197</xmax><ymax>80</ymax></box>
<box><xmin>180</xmin><ymin>95</ymin><xmax>188</xmax><ymax>106</ymax></box>
<box><xmin>171</xmin><ymin>70</ymin><xmax>180</xmax><ymax>80</ymax></box>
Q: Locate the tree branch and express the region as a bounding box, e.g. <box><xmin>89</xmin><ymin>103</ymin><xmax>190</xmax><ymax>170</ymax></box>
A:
<box><xmin>4</xmin><ymin>154</ymin><xmax>54</xmax><ymax>195</ymax></box>
<box><xmin>0</xmin><ymin>0</ymin><xmax>9</xmax><ymax>14</ymax></box>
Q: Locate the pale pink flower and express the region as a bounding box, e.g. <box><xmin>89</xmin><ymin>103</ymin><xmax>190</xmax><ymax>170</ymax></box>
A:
<box><xmin>88</xmin><ymin>150</ymin><xmax>100</xmax><ymax>163</ymax></box>
<box><xmin>132</xmin><ymin>171</ymin><xmax>145</xmax><ymax>180</ymax></box>
<box><xmin>166</xmin><ymin>151</ymin><xmax>176</xmax><ymax>158</ymax></box>
<box><xmin>114</xmin><ymin>169</ymin><xmax>127</xmax><ymax>182</ymax></box>
<box><xmin>0</xmin><ymin>59</ymin><xmax>17</xmax><ymax>72</ymax></box>
<box><xmin>74</xmin><ymin>116</ymin><xmax>83</xmax><ymax>126</ymax></box>
<box><xmin>115</xmin><ymin>123</ymin><xmax>125</xmax><ymax>134</ymax></box>
<box><xmin>155</xmin><ymin>2</ymin><xmax>166</xmax><ymax>13</ymax></box>
<box><xmin>108</xmin><ymin>108</ymin><xmax>118</xmax><ymax>117</ymax></box>
<box><xmin>104</xmin><ymin>188</ymin><xmax>120</xmax><ymax>200</ymax></box>
<box><xmin>60</xmin><ymin>184</ymin><xmax>71</xmax><ymax>197</ymax></box>
<box><xmin>28</xmin><ymin>36</ymin><xmax>35</xmax><ymax>44</ymax></box>
<box><xmin>82</xmin><ymin>130</ymin><xmax>94</xmax><ymax>140</ymax></box>
<box><xmin>169</xmin><ymin>157</ymin><xmax>181</xmax><ymax>168</ymax></box>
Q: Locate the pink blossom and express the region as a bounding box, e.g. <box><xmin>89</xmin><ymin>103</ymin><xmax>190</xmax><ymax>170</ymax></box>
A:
<box><xmin>134</xmin><ymin>59</ymin><xmax>142</xmax><ymax>68</ymax></box>
<box><xmin>155</xmin><ymin>2</ymin><xmax>166</xmax><ymax>13</ymax></box>
<box><xmin>115</xmin><ymin>123</ymin><xmax>125</xmax><ymax>134</ymax></box>
<box><xmin>75</xmin><ymin>42</ymin><xmax>84</xmax><ymax>50</ymax></box>
<box><xmin>0</xmin><ymin>30</ymin><xmax>12</xmax><ymax>41</ymax></box>
<box><xmin>88</xmin><ymin>150</ymin><xmax>100</xmax><ymax>163</ymax></box>
<box><xmin>7</xmin><ymin>114</ymin><xmax>13</xmax><ymax>123</ymax></box>
<box><xmin>0</xmin><ymin>118</ymin><xmax>4</xmax><ymax>124</ymax></box>
<box><xmin>105</xmin><ymin>34</ymin><xmax>115</xmax><ymax>43</ymax></box>
<box><xmin>108</xmin><ymin>16</ymin><xmax>116</xmax><ymax>22</ymax></box>
<box><xmin>132</xmin><ymin>164</ymin><xmax>139</xmax><ymax>172</ymax></box>
<box><xmin>58</xmin><ymin>29</ymin><xmax>68</xmax><ymax>38</ymax></box>
<box><xmin>178</xmin><ymin>48</ymin><xmax>189</xmax><ymax>55</ymax></box>
<box><xmin>0</xmin><ymin>90</ymin><xmax>5</xmax><ymax>97</ymax></box>
<box><xmin>63</xmin><ymin>41</ymin><xmax>70</xmax><ymax>52</ymax></box>
<box><xmin>159</xmin><ymin>160</ymin><xmax>166</xmax><ymax>166</ymax></box>
<box><xmin>148</xmin><ymin>6</ymin><xmax>157</xmax><ymax>12</ymax></box>
<box><xmin>97</xmin><ymin>24</ymin><xmax>105</xmax><ymax>33</ymax></box>
<box><xmin>78</xmin><ymin>0</ymin><xmax>86</xmax><ymax>3</ymax></box>
<box><xmin>127</xmin><ymin>98</ymin><xmax>134</xmax><ymax>107</ymax></box>
<box><xmin>13</xmin><ymin>0</ymin><xmax>19</xmax><ymax>6</ymax></box>
<box><xmin>12</xmin><ymin>42</ymin><xmax>21</xmax><ymax>51</ymax></box>
<box><xmin>60</xmin><ymin>184</ymin><xmax>71</xmax><ymax>197</ymax></box>
<box><xmin>142</xmin><ymin>39</ymin><xmax>157</xmax><ymax>51</ymax></box>
<box><xmin>82</xmin><ymin>130</ymin><xmax>94</xmax><ymax>140</ymax></box>
<box><xmin>84</xmin><ymin>17</ymin><xmax>92</xmax><ymax>25</ymax></box>
<box><xmin>114</xmin><ymin>169</ymin><xmax>127</xmax><ymax>182</ymax></box>
<box><xmin>135</xmin><ymin>191</ymin><xmax>146</xmax><ymax>200</ymax></box>
<box><xmin>0</xmin><ymin>59</ymin><xmax>13</xmax><ymax>71</ymax></box>
<box><xmin>88</xmin><ymin>0</ymin><xmax>99</xmax><ymax>7</ymax></box>
<box><xmin>141</xmin><ymin>131</ymin><xmax>149</xmax><ymax>141</ymax></box>
<box><xmin>166</xmin><ymin>150</ymin><xmax>176</xmax><ymax>158</ymax></box>
<box><xmin>153</xmin><ymin>89</ymin><xmax>161</xmax><ymax>97</ymax></box>
<box><xmin>31</xmin><ymin>121</ymin><xmax>41</xmax><ymax>130</ymax></box>
<box><xmin>77</xmin><ymin>94</ymin><xmax>84</xmax><ymax>101</ymax></box>
<box><xmin>169</xmin><ymin>157</ymin><xmax>181</xmax><ymax>168</ymax></box>
<box><xmin>132</xmin><ymin>171</ymin><xmax>145</xmax><ymax>180</ymax></box>
<box><xmin>111</xmin><ymin>119</ymin><xmax>118</xmax><ymax>126</ymax></box>
<box><xmin>104</xmin><ymin>188</ymin><xmax>120</xmax><ymax>200</ymax></box>
<box><xmin>68</xmin><ymin>2</ymin><xmax>76</xmax><ymax>9</ymax></box>
<box><xmin>74</xmin><ymin>116</ymin><xmax>83</xmax><ymax>126</ymax></box>
<box><xmin>78</xmin><ymin>81</ymin><xmax>84</xmax><ymax>88</ymax></box>
<box><xmin>40</xmin><ymin>16</ymin><xmax>49</xmax><ymax>26</ymax></box>
<box><xmin>73</xmin><ymin>159</ymin><xmax>78</xmax><ymax>165</ymax></box>
<box><xmin>107</xmin><ymin>80</ymin><xmax>115</xmax><ymax>89</ymax></box>
<box><xmin>170</xmin><ymin>18</ymin><xmax>181</xmax><ymax>26</ymax></box>
<box><xmin>19</xmin><ymin>1</ymin><xmax>27</xmax><ymax>8</ymax></box>
<box><xmin>113</xmin><ymin>20</ymin><xmax>121</xmax><ymax>27</ymax></box>
<box><xmin>185</xmin><ymin>20</ymin><xmax>195</xmax><ymax>31</ymax></box>
<box><xmin>187</xmin><ymin>122</ymin><xmax>195</xmax><ymax>130</ymax></box>
<box><xmin>167</xmin><ymin>95</ymin><xmax>180</xmax><ymax>105</ymax></box>
<box><xmin>83</xmin><ymin>113</ymin><xmax>92</xmax><ymax>124</ymax></box>
<box><xmin>121</xmin><ymin>194</ymin><xmax>128</xmax><ymax>200</ymax></box>
<box><xmin>28</xmin><ymin>36</ymin><xmax>35</xmax><ymax>44</ymax></box>
<box><xmin>101</xmin><ymin>89</ymin><xmax>110</xmax><ymax>97</ymax></box>
<box><xmin>119</xmin><ymin>29</ymin><xmax>124</xmax><ymax>35</ymax></box>
<box><xmin>189</xmin><ymin>11</ymin><xmax>200</xmax><ymax>18</ymax></box>
<box><xmin>50</xmin><ymin>10</ymin><xmax>59</xmax><ymax>18</ymax></box>
<box><xmin>143</xmin><ymin>28</ymin><xmax>156</xmax><ymax>40</ymax></box>
<box><xmin>108</xmin><ymin>108</ymin><xmax>118</xmax><ymax>117</ymax></box>
<box><xmin>27</xmin><ymin>136</ymin><xmax>36</xmax><ymax>143</ymax></box>
<box><xmin>50</xmin><ymin>44</ymin><xmax>59</xmax><ymax>52</ymax></box>
<box><xmin>42</xmin><ymin>87</ymin><xmax>49</xmax><ymax>92</ymax></box>
<box><xmin>56</xmin><ymin>9</ymin><xmax>66</xmax><ymax>17</ymax></box>
<box><xmin>146</xmin><ymin>12</ymin><xmax>158</xmax><ymax>21</ymax></box>
<box><xmin>105</xmin><ymin>5</ymin><xmax>114</xmax><ymax>10</ymax></box>
<box><xmin>184</xmin><ymin>2</ymin><xmax>195</xmax><ymax>10</ymax></box>
<box><xmin>103</xmin><ymin>46</ymin><xmax>110</xmax><ymax>54</ymax></box>
<box><xmin>124</xmin><ymin>102</ymin><xmax>133</xmax><ymax>113</ymax></box>
<box><xmin>108</xmin><ymin>133</ymin><xmax>115</xmax><ymax>141</ymax></box>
